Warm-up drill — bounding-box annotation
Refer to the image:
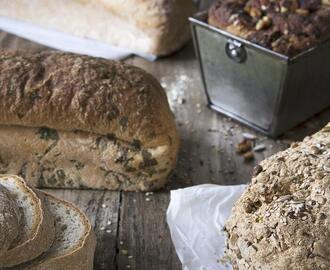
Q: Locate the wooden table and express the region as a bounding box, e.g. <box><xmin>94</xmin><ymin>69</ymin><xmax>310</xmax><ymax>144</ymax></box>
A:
<box><xmin>1</xmin><ymin>31</ymin><xmax>329</xmax><ymax>270</ymax></box>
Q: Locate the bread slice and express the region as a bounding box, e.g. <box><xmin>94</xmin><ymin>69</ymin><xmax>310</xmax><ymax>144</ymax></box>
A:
<box><xmin>10</xmin><ymin>192</ymin><xmax>97</xmax><ymax>270</ymax></box>
<box><xmin>0</xmin><ymin>175</ymin><xmax>55</xmax><ymax>267</ymax></box>
<box><xmin>0</xmin><ymin>184</ymin><xmax>21</xmax><ymax>256</ymax></box>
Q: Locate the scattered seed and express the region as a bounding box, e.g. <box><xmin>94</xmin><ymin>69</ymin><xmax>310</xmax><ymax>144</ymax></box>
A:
<box><xmin>253</xmin><ymin>144</ymin><xmax>266</xmax><ymax>152</ymax></box>
<box><xmin>242</xmin><ymin>132</ymin><xmax>257</xmax><ymax>140</ymax></box>
<box><xmin>236</xmin><ymin>139</ymin><xmax>252</xmax><ymax>154</ymax></box>
<box><xmin>145</xmin><ymin>197</ymin><xmax>151</xmax><ymax>202</ymax></box>
<box><xmin>243</xmin><ymin>151</ymin><xmax>255</xmax><ymax>162</ymax></box>
<box><xmin>121</xmin><ymin>250</ymin><xmax>129</xmax><ymax>255</ymax></box>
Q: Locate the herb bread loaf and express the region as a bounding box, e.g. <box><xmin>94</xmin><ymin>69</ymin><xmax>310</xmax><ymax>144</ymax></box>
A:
<box><xmin>0</xmin><ymin>175</ymin><xmax>55</xmax><ymax>268</ymax></box>
<box><xmin>0</xmin><ymin>51</ymin><xmax>179</xmax><ymax>191</ymax></box>
<box><xmin>0</xmin><ymin>0</ymin><xmax>196</xmax><ymax>56</ymax></box>
<box><xmin>0</xmin><ymin>184</ymin><xmax>21</xmax><ymax>257</ymax></box>
<box><xmin>224</xmin><ymin>123</ymin><xmax>330</xmax><ymax>269</ymax></box>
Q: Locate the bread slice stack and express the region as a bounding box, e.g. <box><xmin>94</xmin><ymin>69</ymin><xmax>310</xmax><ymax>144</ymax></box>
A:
<box><xmin>0</xmin><ymin>175</ymin><xmax>96</xmax><ymax>270</ymax></box>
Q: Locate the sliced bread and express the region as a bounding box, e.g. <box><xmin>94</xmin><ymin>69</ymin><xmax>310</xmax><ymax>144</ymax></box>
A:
<box><xmin>10</xmin><ymin>192</ymin><xmax>97</xmax><ymax>270</ymax></box>
<box><xmin>0</xmin><ymin>175</ymin><xmax>55</xmax><ymax>267</ymax></box>
<box><xmin>0</xmin><ymin>184</ymin><xmax>21</xmax><ymax>256</ymax></box>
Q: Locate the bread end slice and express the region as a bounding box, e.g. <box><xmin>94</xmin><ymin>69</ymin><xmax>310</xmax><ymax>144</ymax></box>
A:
<box><xmin>11</xmin><ymin>192</ymin><xmax>96</xmax><ymax>270</ymax></box>
<box><xmin>0</xmin><ymin>175</ymin><xmax>55</xmax><ymax>267</ymax></box>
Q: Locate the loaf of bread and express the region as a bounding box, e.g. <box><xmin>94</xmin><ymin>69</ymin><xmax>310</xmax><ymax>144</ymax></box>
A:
<box><xmin>224</xmin><ymin>123</ymin><xmax>330</xmax><ymax>269</ymax></box>
<box><xmin>209</xmin><ymin>0</ymin><xmax>330</xmax><ymax>56</ymax></box>
<box><xmin>0</xmin><ymin>0</ymin><xmax>196</xmax><ymax>56</ymax></box>
<box><xmin>0</xmin><ymin>50</ymin><xmax>179</xmax><ymax>191</ymax></box>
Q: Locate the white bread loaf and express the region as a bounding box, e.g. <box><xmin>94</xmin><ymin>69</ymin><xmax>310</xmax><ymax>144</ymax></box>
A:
<box><xmin>0</xmin><ymin>0</ymin><xmax>196</xmax><ymax>56</ymax></box>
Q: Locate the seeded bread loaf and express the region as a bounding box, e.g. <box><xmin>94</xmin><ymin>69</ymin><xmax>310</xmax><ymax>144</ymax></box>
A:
<box><xmin>9</xmin><ymin>192</ymin><xmax>96</xmax><ymax>270</ymax></box>
<box><xmin>0</xmin><ymin>51</ymin><xmax>179</xmax><ymax>191</ymax></box>
<box><xmin>208</xmin><ymin>0</ymin><xmax>330</xmax><ymax>56</ymax></box>
<box><xmin>0</xmin><ymin>184</ymin><xmax>21</xmax><ymax>256</ymax></box>
<box><xmin>224</xmin><ymin>123</ymin><xmax>330</xmax><ymax>269</ymax></box>
<box><xmin>0</xmin><ymin>175</ymin><xmax>55</xmax><ymax>267</ymax></box>
<box><xmin>0</xmin><ymin>0</ymin><xmax>196</xmax><ymax>56</ymax></box>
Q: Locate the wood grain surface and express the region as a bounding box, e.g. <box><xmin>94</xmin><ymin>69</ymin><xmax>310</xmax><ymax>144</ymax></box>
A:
<box><xmin>0</xmin><ymin>29</ymin><xmax>329</xmax><ymax>270</ymax></box>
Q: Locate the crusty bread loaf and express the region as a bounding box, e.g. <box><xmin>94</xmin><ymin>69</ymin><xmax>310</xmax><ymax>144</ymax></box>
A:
<box><xmin>0</xmin><ymin>51</ymin><xmax>179</xmax><ymax>191</ymax></box>
<box><xmin>10</xmin><ymin>192</ymin><xmax>96</xmax><ymax>270</ymax></box>
<box><xmin>224</xmin><ymin>123</ymin><xmax>330</xmax><ymax>269</ymax></box>
<box><xmin>0</xmin><ymin>175</ymin><xmax>55</xmax><ymax>267</ymax></box>
<box><xmin>0</xmin><ymin>0</ymin><xmax>196</xmax><ymax>56</ymax></box>
<box><xmin>0</xmin><ymin>184</ymin><xmax>21</xmax><ymax>256</ymax></box>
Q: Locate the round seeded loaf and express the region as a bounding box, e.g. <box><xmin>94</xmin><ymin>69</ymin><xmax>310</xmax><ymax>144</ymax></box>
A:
<box><xmin>225</xmin><ymin>123</ymin><xmax>330</xmax><ymax>269</ymax></box>
<box><xmin>0</xmin><ymin>175</ymin><xmax>55</xmax><ymax>267</ymax></box>
<box><xmin>0</xmin><ymin>184</ymin><xmax>21</xmax><ymax>256</ymax></box>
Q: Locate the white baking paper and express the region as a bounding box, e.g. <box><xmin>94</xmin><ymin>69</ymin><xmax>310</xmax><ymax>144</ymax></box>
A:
<box><xmin>0</xmin><ymin>16</ymin><xmax>157</xmax><ymax>61</ymax></box>
<box><xmin>167</xmin><ymin>184</ymin><xmax>247</xmax><ymax>270</ymax></box>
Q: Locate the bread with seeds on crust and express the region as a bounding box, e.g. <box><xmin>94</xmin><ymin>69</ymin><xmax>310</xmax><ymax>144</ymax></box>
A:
<box><xmin>224</xmin><ymin>123</ymin><xmax>330</xmax><ymax>269</ymax></box>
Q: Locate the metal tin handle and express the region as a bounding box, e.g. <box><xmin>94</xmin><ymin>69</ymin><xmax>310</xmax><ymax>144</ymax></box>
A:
<box><xmin>226</xmin><ymin>39</ymin><xmax>247</xmax><ymax>63</ymax></box>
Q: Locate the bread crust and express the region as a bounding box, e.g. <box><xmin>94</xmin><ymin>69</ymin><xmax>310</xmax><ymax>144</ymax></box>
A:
<box><xmin>0</xmin><ymin>175</ymin><xmax>55</xmax><ymax>267</ymax></box>
<box><xmin>0</xmin><ymin>184</ymin><xmax>21</xmax><ymax>256</ymax></box>
<box><xmin>0</xmin><ymin>51</ymin><xmax>179</xmax><ymax>191</ymax></box>
<box><xmin>224</xmin><ymin>123</ymin><xmax>330</xmax><ymax>269</ymax></box>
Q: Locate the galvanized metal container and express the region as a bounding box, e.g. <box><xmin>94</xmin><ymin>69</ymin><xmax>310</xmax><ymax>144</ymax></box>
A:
<box><xmin>190</xmin><ymin>11</ymin><xmax>330</xmax><ymax>137</ymax></box>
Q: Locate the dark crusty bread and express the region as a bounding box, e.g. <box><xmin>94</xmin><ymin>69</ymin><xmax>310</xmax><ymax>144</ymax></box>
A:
<box><xmin>224</xmin><ymin>123</ymin><xmax>330</xmax><ymax>269</ymax></box>
<box><xmin>0</xmin><ymin>175</ymin><xmax>55</xmax><ymax>267</ymax></box>
<box><xmin>0</xmin><ymin>184</ymin><xmax>21</xmax><ymax>256</ymax></box>
<box><xmin>209</xmin><ymin>0</ymin><xmax>330</xmax><ymax>56</ymax></box>
<box><xmin>0</xmin><ymin>51</ymin><xmax>179</xmax><ymax>191</ymax></box>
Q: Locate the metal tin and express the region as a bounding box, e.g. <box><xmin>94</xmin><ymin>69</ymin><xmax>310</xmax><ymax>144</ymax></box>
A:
<box><xmin>190</xmin><ymin>11</ymin><xmax>330</xmax><ymax>137</ymax></box>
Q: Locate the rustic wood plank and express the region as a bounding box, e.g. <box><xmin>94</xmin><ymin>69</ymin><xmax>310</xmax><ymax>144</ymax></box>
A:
<box><xmin>46</xmin><ymin>190</ymin><xmax>120</xmax><ymax>270</ymax></box>
<box><xmin>117</xmin><ymin>192</ymin><xmax>181</xmax><ymax>270</ymax></box>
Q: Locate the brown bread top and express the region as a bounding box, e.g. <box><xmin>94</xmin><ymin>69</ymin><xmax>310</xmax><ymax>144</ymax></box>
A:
<box><xmin>0</xmin><ymin>50</ymin><xmax>178</xmax><ymax>149</ymax></box>
<box><xmin>208</xmin><ymin>0</ymin><xmax>330</xmax><ymax>56</ymax></box>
